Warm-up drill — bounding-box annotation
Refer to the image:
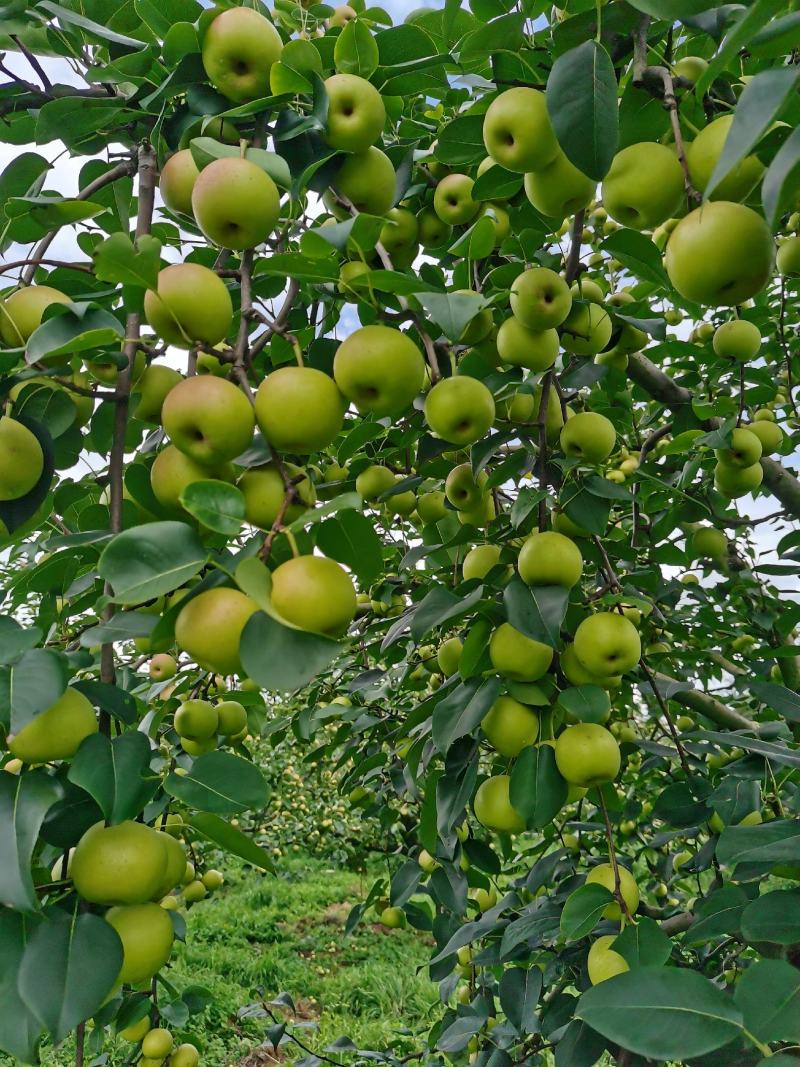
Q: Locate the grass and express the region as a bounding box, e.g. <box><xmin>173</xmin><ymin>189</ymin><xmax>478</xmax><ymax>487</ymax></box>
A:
<box><xmin>6</xmin><ymin>858</ymin><xmax>436</xmax><ymax>1067</ymax></box>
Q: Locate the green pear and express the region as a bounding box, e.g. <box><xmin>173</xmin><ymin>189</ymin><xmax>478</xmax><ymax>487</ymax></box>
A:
<box><xmin>270</xmin><ymin>555</ymin><xmax>356</xmax><ymax>636</ymax></box>
<box><xmin>0</xmin><ymin>416</ymin><xmax>43</xmax><ymax>500</ymax></box>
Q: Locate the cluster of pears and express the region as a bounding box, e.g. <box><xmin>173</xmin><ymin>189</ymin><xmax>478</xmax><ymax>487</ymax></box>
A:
<box><xmin>117</xmin><ymin>1017</ymin><xmax>199</xmax><ymax>1067</ymax></box>
<box><xmin>68</xmin><ymin>820</ymin><xmax>187</xmax><ymax>986</ymax></box>
<box><xmin>172</xmin><ymin>695</ymin><xmax>249</xmax><ymax>755</ymax></box>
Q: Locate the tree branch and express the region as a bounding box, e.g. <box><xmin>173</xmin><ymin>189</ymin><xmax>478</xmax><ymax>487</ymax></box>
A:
<box><xmin>627</xmin><ymin>351</ymin><xmax>800</xmax><ymax>521</ymax></box>
<box><xmin>22</xmin><ymin>157</ymin><xmax>136</xmax><ymax>285</ymax></box>
<box><xmin>99</xmin><ymin>143</ymin><xmax>157</xmax><ymax>728</ymax></box>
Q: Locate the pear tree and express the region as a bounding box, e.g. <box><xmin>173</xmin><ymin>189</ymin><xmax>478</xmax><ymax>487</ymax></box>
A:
<box><xmin>1</xmin><ymin>1</ymin><xmax>800</xmax><ymax>1065</ymax></box>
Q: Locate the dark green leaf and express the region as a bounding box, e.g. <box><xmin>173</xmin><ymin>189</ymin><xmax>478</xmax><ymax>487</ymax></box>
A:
<box><xmin>164</xmin><ymin>751</ymin><xmax>268</xmax><ymax>815</ymax></box>
<box><xmin>0</xmin><ymin>771</ymin><xmax>61</xmax><ymax>912</ymax></box>
<box><xmin>410</xmin><ymin>583</ymin><xmax>485</xmax><ymax>642</ymax></box>
<box><xmin>188</xmin><ymin>812</ymin><xmax>275</xmax><ymax>873</ymax></box>
<box><xmin>718</xmin><ymin>819</ymin><xmax>800</xmax><ymax>868</ymax></box>
<box><xmin>18</xmin><ymin>907</ymin><xmax>123</xmax><ymax>1042</ymax></box>
<box><xmin>560</xmin><ymin>883</ymin><xmax>614</xmax><ymax>941</ymax></box>
<box><xmin>0</xmin><ymin>616</ymin><xmax>41</xmax><ymax>666</ymax></box>
<box><xmin>695</xmin><ymin>0</ymin><xmax>783</xmax><ymax>97</ymax></box>
<box><xmin>576</xmin><ymin>967</ymin><xmax>743</xmax><ymax>1060</ymax></box>
<box><xmin>504</xmin><ymin>577</ymin><xmax>568</xmax><ymax>648</ymax></box>
<box><xmin>98</xmin><ymin>521</ymin><xmax>208</xmax><ymax>605</ymax></box>
<box><xmin>0</xmin><ymin>912</ymin><xmax>43</xmax><ymax>1062</ymax></box>
<box><xmin>8</xmin><ymin>649</ymin><xmax>68</xmax><ymax>735</ymax></box>
<box><xmin>316</xmin><ymin>510</ymin><xmax>384</xmax><ymax>585</ymax></box>
<box><xmin>509</xmin><ymin>743</ymin><xmax>567</xmax><ymax>828</ymax></box>
<box><xmin>417</xmin><ymin>292</ymin><xmax>491</xmax><ymax>342</ymax></box>
<box><xmin>685</xmin><ymin>886</ymin><xmax>748</xmax><ymax>945</ymax></box>
<box><xmin>67</xmin><ymin>732</ymin><xmax>156</xmax><ymax>824</ymax></box>
<box><xmin>706</xmin><ymin>68</ymin><xmax>800</xmax><ymax>199</ymax></box>
<box><xmin>763</xmin><ymin>125</ymin><xmax>800</xmax><ymax>229</ymax></box>
<box><xmin>547</xmin><ymin>40</ymin><xmax>618</xmax><ymax>181</ymax></box>
<box><xmin>557</xmin><ymin>686</ymin><xmax>610</xmax><ymax>724</ymax></box>
<box><xmin>432</xmin><ymin>676</ymin><xmax>501</xmax><ymax>753</ymax></box>
<box><xmin>613</xmin><ymin>917</ymin><xmax>672</xmax><ymax>968</ymax></box>
<box><xmin>240</xmin><ymin>611</ymin><xmax>341</xmax><ymax>693</ymax></box>
<box><xmin>741</xmin><ymin>890</ymin><xmax>800</xmax><ymax>945</ymax></box>
<box><xmin>735</xmin><ymin>960</ymin><xmax>800</xmax><ymax>1043</ymax></box>
<box><xmin>601</xmin><ymin>228</ymin><xmax>669</xmax><ymax>287</ymax></box>
<box><xmin>434</xmin><ymin>114</ymin><xmax>485</xmax><ymax>166</ymax></box>
<box><xmin>500</xmin><ymin>967</ymin><xmax>541</xmax><ymax>1035</ymax></box>
<box><xmin>26</xmin><ymin>304</ymin><xmax>123</xmax><ymax>364</ymax></box>
<box><xmin>179</xmin><ymin>480</ymin><xmax>246</xmax><ymax>537</ymax></box>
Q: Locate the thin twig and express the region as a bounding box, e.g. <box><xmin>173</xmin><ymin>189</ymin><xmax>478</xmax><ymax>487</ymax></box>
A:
<box><xmin>22</xmin><ymin>157</ymin><xmax>136</xmax><ymax>285</ymax></box>
<box><xmin>11</xmin><ymin>35</ymin><xmax>53</xmax><ymax>92</ymax></box>
<box><xmin>596</xmin><ymin>788</ymin><xmax>633</xmax><ymax>923</ymax></box>
<box><xmin>640</xmin><ymin>657</ymin><xmax>691</xmax><ymax>775</ymax></box>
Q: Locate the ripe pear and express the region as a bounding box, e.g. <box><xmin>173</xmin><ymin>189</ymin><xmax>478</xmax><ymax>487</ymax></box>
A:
<box><xmin>489</xmin><ymin>622</ymin><xmax>553</xmax><ymax>682</ymax></box>
<box><xmin>462</xmin><ymin>544</ymin><xmax>508</xmax><ymax>582</ymax></box>
<box><xmin>8</xmin><ymin>687</ymin><xmax>97</xmax><ymax>763</ymax></box>
<box><xmin>191</xmin><ymin>157</ymin><xmax>280</xmax><ymax>250</ymax></box>
<box><xmin>573</xmin><ymin>612</ymin><xmax>641</xmax><ymax>676</ymax></box>
<box><xmin>424</xmin><ymin>376</ymin><xmax>495</xmax><ymax>446</ymax></box>
<box><xmin>169</xmin><ymin>1044</ymin><xmax>200</xmax><ymax>1067</ymax></box>
<box><xmin>437</xmin><ymin>636</ymin><xmax>463</xmax><ymax>677</ymax></box>
<box><xmin>255</xmin><ymin>367</ymin><xmax>346</xmax><ymax>454</ymax></box>
<box><xmin>144</xmin><ymin>264</ymin><xmax>233</xmax><ymax>347</ymax></box>
<box><xmin>518</xmin><ymin>530</ymin><xmax>583</xmax><ymax>589</ymax></box>
<box><xmin>105</xmin><ymin>902</ymin><xmax>175</xmax><ymax>984</ymax></box>
<box><xmin>560</xmin><ymin>411</ymin><xmax>616</xmax><ymax>464</ymax></box>
<box><xmin>324</xmin><ymin>73</ymin><xmax>386</xmax><ymax>153</ymax></box>
<box><xmin>162</xmin><ymin>375</ymin><xmax>255</xmax><ymax>465</ymax></box>
<box><xmin>175</xmin><ymin>587</ymin><xmax>259</xmax><ymax>675</ymax></box>
<box><xmin>333</xmin><ymin>146</ymin><xmax>396</xmax><ymax>216</ymax></box>
<box><xmin>523</xmin><ymin>148</ymin><xmax>594</xmax><ymax>219</ymax></box>
<box><xmin>686</xmin><ymin>115</ymin><xmax>765</xmax><ymax>202</ymax></box>
<box><xmin>239</xmin><ymin>462</ymin><xmax>316</xmax><ymax>527</ymax></box>
<box><xmin>555</xmin><ymin>723</ymin><xmax>621</xmax><ymax>787</ymax></box>
<box><xmin>333</xmin><ymin>325</ymin><xmax>425</xmax><ymax>417</ymax></box>
<box><xmin>0</xmin><ymin>284</ymin><xmax>70</xmax><ymax>346</ymax></box>
<box><xmin>134</xmin><ymin>364</ymin><xmax>183</xmax><ymax>424</ymax></box>
<box><xmin>601</xmin><ymin>143</ymin><xmax>684</xmax><ymax>230</ymax></box>
<box><xmin>270</xmin><ymin>555</ymin><xmax>356</xmax><ymax>637</ymax></box>
<box><xmin>149</xmin><ymin>653</ymin><xmax>177</xmax><ymax>682</ymax></box>
<box><xmin>510</xmin><ymin>268</ymin><xmax>572</xmax><ymax>331</ymax></box>
<box><xmin>201</xmin><ymin>6</ymin><xmax>282</xmax><ymax>102</ymax></box>
<box><xmin>586</xmin><ymin>862</ymin><xmax>639</xmax><ymax>919</ymax></box>
<box><xmin>433</xmin><ymin>173</ymin><xmax>479</xmax><ymax>225</ymax></box>
<box><xmin>159</xmin><ymin>149</ymin><xmax>200</xmax><ymax>215</ymax></box>
<box><xmin>496</xmin><ymin>317</ymin><xmax>559</xmax><ymax>371</ymax></box>
<box><xmin>712</xmin><ymin>319</ymin><xmax>761</xmax><ymax>362</ymax></box>
<box><xmin>481</xmin><ymin>695</ymin><xmax>539</xmax><ymax>757</ymax></box>
<box><xmin>150</xmin><ymin>445</ymin><xmax>234</xmax><ymax>514</ymax></box>
<box><xmin>473</xmin><ymin>774</ymin><xmax>525</xmax><ymax>833</ymax></box>
<box><xmin>72</xmin><ymin>821</ymin><xmax>169</xmax><ymax>905</ymax></box>
<box><xmin>587</xmin><ymin>935</ymin><xmax>630</xmax><ymax>985</ymax></box>
<box><xmin>417</xmin><ymin>489</ymin><xmax>448</xmax><ymax>524</ymax></box>
<box><xmin>482</xmin><ymin>88</ymin><xmax>558</xmax><ymax>173</ymax></box>
<box><xmin>0</xmin><ymin>416</ymin><xmax>44</xmax><ymax>501</ymax></box>
<box><xmin>664</xmin><ymin>201</ymin><xmax>774</xmax><ymax>306</ymax></box>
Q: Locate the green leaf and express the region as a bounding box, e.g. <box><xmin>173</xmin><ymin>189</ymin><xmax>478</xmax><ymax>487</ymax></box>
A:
<box><xmin>459</xmin><ymin>12</ymin><xmax>525</xmax><ymax>59</ymax></box>
<box><xmin>557</xmin><ymin>685</ymin><xmax>610</xmax><ymax>724</ymax></box>
<box><xmin>0</xmin><ymin>616</ymin><xmax>41</xmax><ymax>666</ymax></box>
<box><xmin>417</xmin><ymin>292</ymin><xmax>491</xmax><ymax>342</ymax></box>
<box><xmin>685</xmin><ymin>885</ymin><xmax>748</xmax><ymax>945</ymax></box>
<box><xmin>188</xmin><ymin>812</ymin><xmax>275</xmax><ymax>873</ymax></box>
<box><xmin>576</xmin><ymin>967</ymin><xmax>743</xmax><ymax>1060</ymax></box>
<box><xmin>735</xmin><ymin>959</ymin><xmax>800</xmax><ymax>1043</ymax></box>
<box><xmin>740</xmin><ymin>889</ymin><xmax>800</xmax><ymax>945</ymax></box>
<box><xmin>334</xmin><ymin>19</ymin><xmax>380</xmax><ymax>78</ymax></box>
<box><xmin>448</xmin><ymin>214</ymin><xmax>496</xmax><ymax>260</ymax></box>
<box><xmin>4</xmin><ymin>195</ymin><xmax>105</xmax><ymax>229</ymax></box>
<box><xmin>695</xmin><ymin>0</ymin><xmax>782</xmax><ymax>97</ymax></box>
<box><xmin>0</xmin><ymin>771</ymin><xmax>62</xmax><ymax>912</ymax></box>
<box><xmin>745</xmin><ymin>679</ymin><xmax>800</xmax><ymax>721</ymax></box>
<box><xmin>471</xmin><ymin>164</ymin><xmax>523</xmax><ymax>202</ymax></box>
<box><xmin>499</xmin><ymin>967</ymin><xmax>541</xmax><ymax>1035</ymax></box>
<box><xmin>36</xmin><ymin>1</ymin><xmax>148</xmax><ymax>48</ymax></box>
<box><xmin>601</xmin><ymin>228</ymin><xmax>669</xmax><ymax>288</ymax></box>
<box><xmin>35</xmin><ymin>97</ymin><xmax>126</xmax><ymax>149</ymax></box>
<box><xmin>409</xmin><ymin>583</ymin><xmax>485</xmax><ymax>642</ymax></box>
<box><xmin>547</xmin><ymin>40</ymin><xmax>618</xmax><ymax>181</ymax></box>
<box><xmin>134</xmin><ymin>0</ymin><xmax>201</xmax><ymax>39</ymax></box>
<box><xmin>316</xmin><ymin>510</ymin><xmax>384</xmax><ymax>585</ymax></box>
<box><xmin>164</xmin><ymin>751</ymin><xmax>268</xmax><ymax>815</ymax></box>
<box><xmin>8</xmin><ymin>649</ymin><xmax>68</xmax><ymax>736</ymax></box>
<box><xmin>67</xmin><ymin>732</ymin><xmax>156</xmax><ymax>825</ymax></box>
<box><xmin>434</xmin><ymin>113</ymin><xmax>485</xmax><ymax>166</ymax></box>
<box><xmin>0</xmin><ymin>912</ymin><xmax>43</xmax><ymax>1062</ymax></box>
<box><xmin>705</xmin><ymin>68</ymin><xmax>800</xmax><ymax>200</ymax></box>
<box><xmin>17</xmin><ymin>907</ymin><xmax>123</xmax><ymax>1042</ymax></box>
<box><xmin>560</xmin><ymin>883</ymin><xmax>614</xmax><ymax>941</ymax></box>
<box><xmin>503</xmin><ymin>577</ymin><xmax>568</xmax><ymax>648</ymax></box>
<box><xmin>240</xmin><ymin>611</ymin><xmax>341</xmax><ymax>693</ymax></box>
<box><xmin>98</xmin><ymin>521</ymin><xmax>208</xmax><ymax>605</ymax></box>
<box><xmin>625</xmin><ymin>0</ymin><xmax>720</xmax><ymax>17</ymax></box>
<box><xmin>179</xmin><ymin>480</ymin><xmax>246</xmax><ymax>536</ymax></box>
<box><xmin>91</xmin><ymin>232</ymin><xmax>162</xmax><ymax>289</ymax></box>
<box><xmin>432</xmin><ymin>676</ymin><xmax>501</xmax><ymax>753</ymax></box>
<box><xmin>763</xmin><ymin>124</ymin><xmax>800</xmax><ymax>229</ymax></box>
<box><xmin>613</xmin><ymin>917</ymin><xmax>672</xmax><ymax>968</ymax></box>
<box><xmin>26</xmin><ymin>303</ymin><xmax>124</xmax><ymax>364</ymax></box>
<box><xmin>188</xmin><ymin>138</ymin><xmax>291</xmax><ymax>189</ymax></box>
<box><xmin>510</xmin><ymin>743</ymin><xmax>567</xmax><ymax>828</ymax></box>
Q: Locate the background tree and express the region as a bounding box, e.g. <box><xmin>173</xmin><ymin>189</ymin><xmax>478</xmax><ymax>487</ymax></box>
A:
<box><xmin>1</xmin><ymin>0</ymin><xmax>800</xmax><ymax>1065</ymax></box>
